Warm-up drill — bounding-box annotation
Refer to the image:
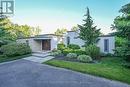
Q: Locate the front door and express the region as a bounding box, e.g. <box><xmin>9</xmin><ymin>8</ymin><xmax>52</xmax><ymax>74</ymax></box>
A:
<box><xmin>42</xmin><ymin>39</ymin><xmax>51</xmax><ymax>50</ymax></box>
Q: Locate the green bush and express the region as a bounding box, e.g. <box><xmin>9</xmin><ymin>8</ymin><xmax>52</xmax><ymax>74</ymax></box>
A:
<box><xmin>100</xmin><ymin>53</ymin><xmax>114</xmax><ymax>57</ymax></box>
<box><xmin>62</xmin><ymin>48</ymin><xmax>73</xmax><ymax>55</ymax></box>
<box><xmin>57</xmin><ymin>43</ymin><xmax>66</xmax><ymax>51</ymax></box>
<box><xmin>62</xmin><ymin>48</ymin><xmax>86</xmax><ymax>55</ymax></box>
<box><xmin>67</xmin><ymin>44</ymin><xmax>80</xmax><ymax>49</ymax></box>
<box><xmin>77</xmin><ymin>55</ymin><xmax>92</xmax><ymax>63</ymax></box>
<box><xmin>85</xmin><ymin>45</ymin><xmax>100</xmax><ymax>60</ymax></box>
<box><xmin>50</xmin><ymin>50</ymin><xmax>62</xmax><ymax>56</ymax></box>
<box><xmin>74</xmin><ymin>49</ymin><xmax>86</xmax><ymax>55</ymax></box>
<box><xmin>0</xmin><ymin>43</ymin><xmax>31</xmax><ymax>57</ymax></box>
<box><xmin>114</xmin><ymin>47</ymin><xmax>127</xmax><ymax>57</ymax></box>
<box><xmin>66</xmin><ymin>53</ymin><xmax>77</xmax><ymax>59</ymax></box>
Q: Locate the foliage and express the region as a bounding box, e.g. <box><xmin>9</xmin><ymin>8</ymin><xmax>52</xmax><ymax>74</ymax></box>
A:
<box><xmin>112</xmin><ymin>3</ymin><xmax>130</xmax><ymax>64</ymax></box>
<box><xmin>57</xmin><ymin>43</ymin><xmax>66</xmax><ymax>51</ymax></box>
<box><xmin>85</xmin><ymin>45</ymin><xmax>100</xmax><ymax>60</ymax></box>
<box><xmin>78</xmin><ymin>8</ymin><xmax>101</xmax><ymax>46</ymax></box>
<box><xmin>100</xmin><ymin>53</ymin><xmax>114</xmax><ymax>57</ymax></box>
<box><xmin>45</xmin><ymin>57</ymin><xmax>130</xmax><ymax>84</ymax></box>
<box><xmin>115</xmin><ymin>37</ymin><xmax>127</xmax><ymax>47</ymax></box>
<box><xmin>77</xmin><ymin>55</ymin><xmax>92</xmax><ymax>63</ymax></box>
<box><xmin>71</xmin><ymin>26</ymin><xmax>79</xmax><ymax>31</ymax></box>
<box><xmin>0</xmin><ymin>43</ymin><xmax>32</xmax><ymax>57</ymax></box>
<box><xmin>62</xmin><ymin>48</ymin><xmax>86</xmax><ymax>55</ymax></box>
<box><xmin>50</xmin><ymin>50</ymin><xmax>62</xmax><ymax>56</ymax></box>
<box><xmin>0</xmin><ymin>54</ymin><xmax>31</xmax><ymax>63</ymax></box>
<box><xmin>66</xmin><ymin>53</ymin><xmax>77</xmax><ymax>59</ymax></box>
<box><xmin>0</xmin><ymin>17</ymin><xmax>41</xmax><ymax>42</ymax></box>
<box><xmin>114</xmin><ymin>47</ymin><xmax>127</xmax><ymax>57</ymax></box>
<box><xmin>67</xmin><ymin>44</ymin><xmax>80</xmax><ymax>49</ymax></box>
<box><xmin>55</xmin><ymin>28</ymin><xmax>67</xmax><ymax>36</ymax></box>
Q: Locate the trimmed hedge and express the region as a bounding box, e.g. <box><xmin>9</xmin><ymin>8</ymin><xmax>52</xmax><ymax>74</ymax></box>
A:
<box><xmin>63</xmin><ymin>48</ymin><xmax>86</xmax><ymax>55</ymax></box>
<box><xmin>0</xmin><ymin>43</ymin><xmax>32</xmax><ymax>57</ymax></box>
<box><xmin>67</xmin><ymin>44</ymin><xmax>80</xmax><ymax>49</ymax></box>
<box><xmin>66</xmin><ymin>53</ymin><xmax>77</xmax><ymax>59</ymax></box>
<box><xmin>77</xmin><ymin>55</ymin><xmax>92</xmax><ymax>63</ymax></box>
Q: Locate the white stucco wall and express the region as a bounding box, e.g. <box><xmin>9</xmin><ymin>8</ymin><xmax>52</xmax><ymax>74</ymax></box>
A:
<box><xmin>17</xmin><ymin>36</ymin><xmax>62</xmax><ymax>52</ymax></box>
<box><xmin>51</xmin><ymin>36</ymin><xmax>63</xmax><ymax>50</ymax></box>
<box><xmin>63</xmin><ymin>31</ymin><xmax>115</xmax><ymax>54</ymax></box>
<box><xmin>63</xmin><ymin>31</ymin><xmax>86</xmax><ymax>47</ymax></box>
<box><xmin>97</xmin><ymin>36</ymin><xmax>115</xmax><ymax>54</ymax></box>
<box><xmin>17</xmin><ymin>38</ymin><xmax>42</xmax><ymax>52</ymax></box>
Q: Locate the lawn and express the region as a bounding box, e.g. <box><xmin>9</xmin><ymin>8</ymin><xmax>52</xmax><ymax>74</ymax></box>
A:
<box><xmin>45</xmin><ymin>57</ymin><xmax>130</xmax><ymax>84</ymax></box>
<box><xmin>0</xmin><ymin>54</ymin><xmax>31</xmax><ymax>63</ymax></box>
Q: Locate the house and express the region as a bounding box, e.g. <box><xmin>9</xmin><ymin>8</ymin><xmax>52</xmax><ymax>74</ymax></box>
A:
<box><xmin>17</xmin><ymin>31</ymin><xmax>115</xmax><ymax>54</ymax></box>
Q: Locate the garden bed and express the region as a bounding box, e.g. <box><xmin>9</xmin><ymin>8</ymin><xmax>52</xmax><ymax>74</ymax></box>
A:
<box><xmin>54</xmin><ymin>55</ymin><xmax>98</xmax><ymax>63</ymax></box>
<box><xmin>0</xmin><ymin>54</ymin><xmax>31</xmax><ymax>63</ymax></box>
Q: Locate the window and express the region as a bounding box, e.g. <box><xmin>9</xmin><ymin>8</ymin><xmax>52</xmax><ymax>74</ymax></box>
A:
<box><xmin>104</xmin><ymin>39</ymin><xmax>109</xmax><ymax>52</ymax></box>
<box><xmin>67</xmin><ymin>36</ymin><xmax>70</xmax><ymax>45</ymax></box>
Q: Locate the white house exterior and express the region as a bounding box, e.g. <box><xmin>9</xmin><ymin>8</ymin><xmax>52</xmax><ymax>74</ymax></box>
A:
<box><xmin>17</xmin><ymin>31</ymin><xmax>115</xmax><ymax>54</ymax></box>
<box><xmin>64</xmin><ymin>31</ymin><xmax>115</xmax><ymax>54</ymax></box>
<box><xmin>17</xmin><ymin>34</ymin><xmax>62</xmax><ymax>52</ymax></box>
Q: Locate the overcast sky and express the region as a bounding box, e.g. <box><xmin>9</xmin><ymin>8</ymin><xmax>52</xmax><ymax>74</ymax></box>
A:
<box><xmin>11</xmin><ymin>0</ymin><xmax>130</xmax><ymax>34</ymax></box>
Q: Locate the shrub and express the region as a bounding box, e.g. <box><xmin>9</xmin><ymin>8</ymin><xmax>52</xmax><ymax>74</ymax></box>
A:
<box><xmin>62</xmin><ymin>48</ymin><xmax>86</xmax><ymax>55</ymax></box>
<box><xmin>100</xmin><ymin>53</ymin><xmax>114</xmax><ymax>57</ymax></box>
<box><xmin>85</xmin><ymin>45</ymin><xmax>100</xmax><ymax>60</ymax></box>
<box><xmin>50</xmin><ymin>50</ymin><xmax>62</xmax><ymax>56</ymax></box>
<box><xmin>77</xmin><ymin>55</ymin><xmax>92</xmax><ymax>63</ymax></box>
<box><xmin>57</xmin><ymin>43</ymin><xmax>66</xmax><ymax>51</ymax></box>
<box><xmin>114</xmin><ymin>47</ymin><xmax>127</xmax><ymax>57</ymax></box>
<box><xmin>62</xmin><ymin>48</ymin><xmax>73</xmax><ymax>55</ymax></box>
<box><xmin>74</xmin><ymin>49</ymin><xmax>86</xmax><ymax>55</ymax></box>
<box><xmin>67</xmin><ymin>44</ymin><xmax>80</xmax><ymax>49</ymax></box>
<box><xmin>0</xmin><ymin>43</ymin><xmax>31</xmax><ymax>57</ymax></box>
<box><xmin>66</xmin><ymin>53</ymin><xmax>77</xmax><ymax>59</ymax></box>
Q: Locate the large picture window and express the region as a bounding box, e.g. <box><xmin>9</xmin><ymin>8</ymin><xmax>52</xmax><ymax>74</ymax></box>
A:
<box><xmin>104</xmin><ymin>39</ymin><xmax>109</xmax><ymax>52</ymax></box>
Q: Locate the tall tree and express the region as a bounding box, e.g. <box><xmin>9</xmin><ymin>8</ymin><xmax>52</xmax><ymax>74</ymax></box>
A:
<box><xmin>71</xmin><ymin>26</ymin><xmax>78</xmax><ymax>31</ymax></box>
<box><xmin>55</xmin><ymin>28</ymin><xmax>67</xmax><ymax>36</ymax></box>
<box><xmin>112</xmin><ymin>3</ymin><xmax>130</xmax><ymax>62</ymax></box>
<box><xmin>78</xmin><ymin>8</ymin><xmax>101</xmax><ymax>46</ymax></box>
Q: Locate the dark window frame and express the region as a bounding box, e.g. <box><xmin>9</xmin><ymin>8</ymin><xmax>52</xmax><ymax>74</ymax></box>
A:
<box><xmin>67</xmin><ymin>36</ymin><xmax>70</xmax><ymax>45</ymax></box>
<box><xmin>104</xmin><ymin>39</ymin><xmax>109</xmax><ymax>52</ymax></box>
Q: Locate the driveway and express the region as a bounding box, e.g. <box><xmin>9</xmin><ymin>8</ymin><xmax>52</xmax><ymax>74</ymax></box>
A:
<box><xmin>0</xmin><ymin>59</ymin><xmax>130</xmax><ymax>87</ymax></box>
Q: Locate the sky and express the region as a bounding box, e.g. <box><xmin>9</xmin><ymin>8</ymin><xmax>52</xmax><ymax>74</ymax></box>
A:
<box><xmin>11</xmin><ymin>0</ymin><xmax>130</xmax><ymax>34</ymax></box>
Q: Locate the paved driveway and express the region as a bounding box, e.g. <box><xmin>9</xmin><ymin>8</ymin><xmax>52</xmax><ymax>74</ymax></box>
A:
<box><xmin>0</xmin><ymin>59</ymin><xmax>130</xmax><ymax>87</ymax></box>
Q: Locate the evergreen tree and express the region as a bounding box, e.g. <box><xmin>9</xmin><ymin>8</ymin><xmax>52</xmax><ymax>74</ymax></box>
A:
<box><xmin>78</xmin><ymin>8</ymin><xmax>101</xmax><ymax>46</ymax></box>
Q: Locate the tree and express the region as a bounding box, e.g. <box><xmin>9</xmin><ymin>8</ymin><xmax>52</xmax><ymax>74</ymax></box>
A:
<box><xmin>78</xmin><ymin>8</ymin><xmax>101</xmax><ymax>46</ymax></box>
<box><xmin>112</xmin><ymin>3</ymin><xmax>130</xmax><ymax>63</ymax></box>
<box><xmin>71</xmin><ymin>26</ymin><xmax>78</xmax><ymax>31</ymax></box>
<box><xmin>55</xmin><ymin>28</ymin><xmax>67</xmax><ymax>36</ymax></box>
<box><xmin>31</xmin><ymin>26</ymin><xmax>41</xmax><ymax>36</ymax></box>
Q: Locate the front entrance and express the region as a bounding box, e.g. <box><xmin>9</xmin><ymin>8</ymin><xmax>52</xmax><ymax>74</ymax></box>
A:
<box><xmin>42</xmin><ymin>39</ymin><xmax>51</xmax><ymax>50</ymax></box>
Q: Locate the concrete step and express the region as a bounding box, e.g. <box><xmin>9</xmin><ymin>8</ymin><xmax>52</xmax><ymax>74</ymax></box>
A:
<box><xmin>24</xmin><ymin>56</ymin><xmax>54</xmax><ymax>63</ymax></box>
<box><xmin>32</xmin><ymin>53</ymin><xmax>50</xmax><ymax>58</ymax></box>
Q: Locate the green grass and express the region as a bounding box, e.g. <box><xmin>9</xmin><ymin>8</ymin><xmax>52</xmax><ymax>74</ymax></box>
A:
<box><xmin>0</xmin><ymin>54</ymin><xmax>31</xmax><ymax>63</ymax></box>
<box><xmin>45</xmin><ymin>57</ymin><xmax>130</xmax><ymax>84</ymax></box>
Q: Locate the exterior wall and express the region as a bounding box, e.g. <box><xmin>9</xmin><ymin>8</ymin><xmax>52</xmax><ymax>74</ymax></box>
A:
<box><xmin>17</xmin><ymin>38</ymin><xmax>42</xmax><ymax>52</ymax></box>
<box><xmin>63</xmin><ymin>32</ymin><xmax>115</xmax><ymax>54</ymax></box>
<box><xmin>63</xmin><ymin>32</ymin><xmax>84</xmax><ymax>47</ymax></box>
<box><xmin>51</xmin><ymin>36</ymin><xmax>62</xmax><ymax>50</ymax></box>
<box><xmin>97</xmin><ymin>36</ymin><xmax>115</xmax><ymax>54</ymax></box>
<box><xmin>17</xmin><ymin>36</ymin><xmax>62</xmax><ymax>51</ymax></box>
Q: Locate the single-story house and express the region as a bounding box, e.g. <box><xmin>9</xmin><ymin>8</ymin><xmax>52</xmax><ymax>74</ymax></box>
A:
<box><xmin>17</xmin><ymin>31</ymin><xmax>115</xmax><ymax>54</ymax></box>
